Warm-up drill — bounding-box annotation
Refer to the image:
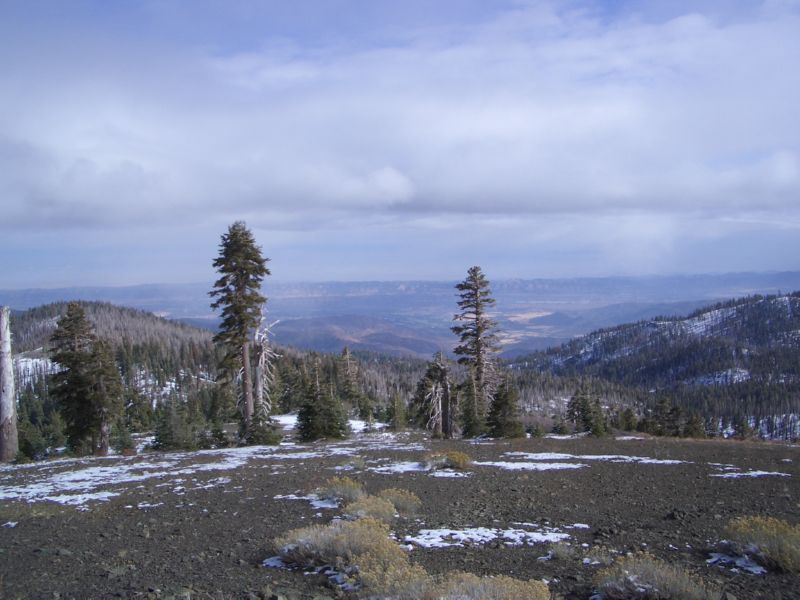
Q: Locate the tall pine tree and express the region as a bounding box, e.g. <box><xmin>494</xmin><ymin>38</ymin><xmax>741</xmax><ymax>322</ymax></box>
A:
<box><xmin>209</xmin><ymin>221</ymin><xmax>270</xmax><ymax>442</ymax></box>
<box><xmin>452</xmin><ymin>266</ymin><xmax>500</xmax><ymax>434</ymax></box>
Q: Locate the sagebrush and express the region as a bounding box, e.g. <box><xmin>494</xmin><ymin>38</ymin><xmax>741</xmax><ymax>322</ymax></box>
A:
<box><xmin>314</xmin><ymin>476</ymin><xmax>365</xmax><ymax>503</ymax></box>
<box><xmin>594</xmin><ymin>553</ymin><xmax>719</xmax><ymax>600</ymax></box>
<box><xmin>378</xmin><ymin>488</ymin><xmax>422</xmax><ymax>517</ymax></box>
<box><xmin>344</xmin><ymin>495</ymin><xmax>396</xmax><ymax>523</ymax></box>
<box><xmin>425</xmin><ymin>450</ymin><xmax>472</xmax><ymax>470</ymax></box>
<box><xmin>725</xmin><ymin>516</ymin><xmax>800</xmax><ymax>573</ymax></box>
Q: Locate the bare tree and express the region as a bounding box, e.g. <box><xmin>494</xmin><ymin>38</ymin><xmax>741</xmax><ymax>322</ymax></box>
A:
<box><xmin>412</xmin><ymin>352</ymin><xmax>458</xmax><ymax>438</ymax></box>
<box><xmin>253</xmin><ymin>316</ymin><xmax>280</xmax><ymax>426</ymax></box>
<box><xmin>0</xmin><ymin>306</ymin><xmax>18</xmax><ymax>462</ymax></box>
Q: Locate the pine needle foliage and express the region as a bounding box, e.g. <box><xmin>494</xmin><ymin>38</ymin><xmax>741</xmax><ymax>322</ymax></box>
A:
<box><xmin>209</xmin><ymin>221</ymin><xmax>270</xmax><ymax>440</ymax></box>
<box><xmin>452</xmin><ymin>266</ymin><xmax>501</xmax><ymax>432</ymax></box>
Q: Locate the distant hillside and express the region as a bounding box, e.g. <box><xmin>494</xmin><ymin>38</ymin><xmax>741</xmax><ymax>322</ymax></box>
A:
<box><xmin>514</xmin><ymin>292</ymin><xmax>800</xmax><ymax>438</ymax></box>
<box><xmin>4</xmin><ymin>271</ymin><xmax>800</xmax><ymax>357</ymax></box>
<box><xmin>11</xmin><ymin>301</ymin><xmax>212</xmax><ymax>355</ymax></box>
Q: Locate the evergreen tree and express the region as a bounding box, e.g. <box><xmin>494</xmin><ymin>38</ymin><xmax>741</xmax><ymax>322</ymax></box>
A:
<box><xmin>487</xmin><ymin>380</ymin><xmax>525</xmax><ymax>438</ymax></box>
<box><xmin>296</xmin><ymin>365</ymin><xmax>349</xmax><ymax>441</ymax></box>
<box><xmin>684</xmin><ymin>412</ymin><xmax>706</xmax><ymax>438</ymax></box>
<box><xmin>620</xmin><ymin>407</ymin><xmax>638</xmax><ymax>431</ymax></box>
<box><xmin>387</xmin><ymin>391</ymin><xmax>407</xmax><ymax>431</ymax></box>
<box><xmin>452</xmin><ymin>266</ymin><xmax>501</xmax><ymax>429</ymax></box>
<box><xmin>340</xmin><ymin>347</ymin><xmax>372</xmax><ymax>422</ymax></box>
<box><xmin>50</xmin><ymin>303</ymin><xmax>124</xmax><ymax>455</ymax></box>
<box><xmin>460</xmin><ymin>371</ymin><xmax>485</xmax><ymax>437</ymax></box>
<box><xmin>209</xmin><ymin>221</ymin><xmax>270</xmax><ymax>442</ymax></box>
<box><xmin>85</xmin><ymin>340</ymin><xmax>124</xmax><ymax>455</ymax></box>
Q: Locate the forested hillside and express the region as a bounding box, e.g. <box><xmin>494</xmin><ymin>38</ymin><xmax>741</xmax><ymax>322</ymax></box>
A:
<box><xmin>513</xmin><ymin>292</ymin><xmax>800</xmax><ymax>438</ymax></box>
<box><xmin>10</xmin><ymin>301</ymin><xmax>431</xmax><ymax>458</ymax></box>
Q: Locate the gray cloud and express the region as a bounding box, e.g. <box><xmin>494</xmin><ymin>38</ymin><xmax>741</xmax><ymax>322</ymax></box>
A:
<box><xmin>0</xmin><ymin>1</ymin><xmax>798</xmax><ymax>284</ymax></box>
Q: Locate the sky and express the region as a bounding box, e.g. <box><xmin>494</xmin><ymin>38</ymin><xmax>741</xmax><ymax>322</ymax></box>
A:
<box><xmin>1</xmin><ymin>0</ymin><xmax>799</xmax><ymax>288</ymax></box>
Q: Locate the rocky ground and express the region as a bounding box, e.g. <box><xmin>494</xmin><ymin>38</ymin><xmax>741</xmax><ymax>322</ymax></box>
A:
<box><xmin>0</xmin><ymin>426</ymin><xmax>797</xmax><ymax>599</ymax></box>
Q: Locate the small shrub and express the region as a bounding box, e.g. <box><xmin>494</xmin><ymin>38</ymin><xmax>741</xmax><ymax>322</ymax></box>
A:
<box><xmin>314</xmin><ymin>476</ymin><xmax>365</xmax><ymax>503</ymax></box>
<box><xmin>724</xmin><ymin>516</ymin><xmax>800</xmax><ymax>573</ymax></box>
<box><xmin>425</xmin><ymin>450</ymin><xmax>472</xmax><ymax>470</ymax></box>
<box><xmin>275</xmin><ymin>518</ymin><xmax>414</xmax><ymax>590</ymax></box>
<box><xmin>432</xmin><ymin>572</ymin><xmax>550</xmax><ymax>600</ymax></box>
<box><xmin>344</xmin><ymin>495</ymin><xmax>397</xmax><ymax>523</ymax></box>
<box><xmin>339</xmin><ymin>456</ymin><xmax>366</xmax><ymax>470</ymax></box>
<box><xmin>584</xmin><ymin>545</ymin><xmax>616</xmax><ymax>566</ymax></box>
<box><xmin>378</xmin><ymin>488</ymin><xmax>422</xmax><ymax>517</ymax></box>
<box><xmin>594</xmin><ymin>553</ymin><xmax>720</xmax><ymax>600</ymax></box>
<box><xmin>548</xmin><ymin>541</ymin><xmax>577</xmax><ymax>560</ymax></box>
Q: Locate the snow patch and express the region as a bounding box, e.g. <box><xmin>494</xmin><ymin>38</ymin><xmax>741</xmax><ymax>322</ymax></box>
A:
<box><xmin>711</xmin><ymin>470</ymin><xmax>790</xmax><ymax>479</ymax></box>
<box><xmin>707</xmin><ymin>552</ymin><xmax>767</xmax><ymax>575</ymax></box>
<box><xmin>405</xmin><ymin>525</ymin><xmax>569</xmax><ymax>549</ymax></box>
<box><xmin>474</xmin><ymin>461</ymin><xmax>587</xmax><ymax>471</ymax></box>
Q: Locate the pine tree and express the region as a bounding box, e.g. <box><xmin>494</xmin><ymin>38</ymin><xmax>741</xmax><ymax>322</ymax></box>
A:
<box><xmin>487</xmin><ymin>380</ymin><xmax>525</xmax><ymax>438</ymax></box>
<box><xmin>340</xmin><ymin>347</ymin><xmax>372</xmax><ymax>422</ymax></box>
<box><xmin>297</xmin><ymin>364</ymin><xmax>349</xmax><ymax>441</ymax></box>
<box><xmin>684</xmin><ymin>412</ymin><xmax>706</xmax><ymax>438</ymax></box>
<box><xmin>209</xmin><ymin>221</ymin><xmax>270</xmax><ymax>442</ymax></box>
<box><xmin>460</xmin><ymin>371</ymin><xmax>485</xmax><ymax>437</ymax></box>
<box><xmin>49</xmin><ymin>303</ymin><xmax>123</xmax><ymax>456</ymax></box>
<box><xmin>85</xmin><ymin>340</ymin><xmax>123</xmax><ymax>455</ymax></box>
<box><xmin>452</xmin><ymin>266</ymin><xmax>501</xmax><ymax>429</ymax></box>
<box><xmin>387</xmin><ymin>391</ymin><xmax>407</xmax><ymax>431</ymax></box>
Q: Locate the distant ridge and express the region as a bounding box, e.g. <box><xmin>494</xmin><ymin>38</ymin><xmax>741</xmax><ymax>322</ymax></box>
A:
<box><xmin>3</xmin><ymin>272</ymin><xmax>800</xmax><ymax>358</ymax></box>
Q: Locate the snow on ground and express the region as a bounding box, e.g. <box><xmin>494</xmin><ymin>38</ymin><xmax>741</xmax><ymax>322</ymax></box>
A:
<box><xmin>474</xmin><ymin>461</ymin><xmax>587</xmax><ymax>471</ymax></box>
<box><xmin>710</xmin><ymin>470</ymin><xmax>790</xmax><ymax>479</ymax></box>
<box><xmin>503</xmin><ymin>452</ymin><xmax>688</xmax><ymax>465</ymax></box>
<box><xmin>708</xmin><ymin>552</ymin><xmax>767</xmax><ymax>575</ymax></box>
<box><xmin>274</xmin><ymin>493</ymin><xmax>339</xmax><ymax>510</ymax></box>
<box><xmin>0</xmin><ymin>427</ymin><xmax>425</xmax><ymax>510</ymax></box>
<box><xmin>404</xmin><ymin>524</ymin><xmax>570</xmax><ymax>549</ymax></box>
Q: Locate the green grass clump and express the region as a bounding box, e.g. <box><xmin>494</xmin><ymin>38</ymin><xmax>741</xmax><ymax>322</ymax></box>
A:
<box><xmin>314</xmin><ymin>476</ymin><xmax>365</xmax><ymax>503</ymax></box>
<box><xmin>594</xmin><ymin>553</ymin><xmax>720</xmax><ymax>600</ymax></box>
<box><xmin>725</xmin><ymin>516</ymin><xmax>800</xmax><ymax>573</ymax></box>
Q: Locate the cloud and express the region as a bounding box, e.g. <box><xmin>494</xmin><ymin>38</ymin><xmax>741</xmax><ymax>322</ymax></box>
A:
<box><xmin>0</xmin><ymin>0</ymin><xmax>798</xmax><ymax>283</ymax></box>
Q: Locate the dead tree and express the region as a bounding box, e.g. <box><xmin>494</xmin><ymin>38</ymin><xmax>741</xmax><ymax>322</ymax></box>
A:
<box><xmin>412</xmin><ymin>352</ymin><xmax>458</xmax><ymax>439</ymax></box>
<box><xmin>253</xmin><ymin>316</ymin><xmax>280</xmax><ymax>427</ymax></box>
<box><xmin>0</xmin><ymin>306</ymin><xmax>18</xmax><ymax>462</ymax></box>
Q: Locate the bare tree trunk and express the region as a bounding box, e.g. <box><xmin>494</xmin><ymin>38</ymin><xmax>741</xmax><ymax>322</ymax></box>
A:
<box><xmin>96</xmin><ymin>412</ymin><xmax>110</xmax><ymax>457</ymax></box>
<box><xmin>241</xmin><ymin>341</ymin><xmax>254</xmax><ymax>436</ymax></box>
<box><xmin>0</xmin><ymin>307</ymin><xmax>18</xmax><ymax>462</ymax></box>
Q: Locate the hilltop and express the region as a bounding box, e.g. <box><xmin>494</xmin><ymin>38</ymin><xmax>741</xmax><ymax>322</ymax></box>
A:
<box><xmin>514</xmin><ymin>292</ymin><xmax>800</xmax><ymax>438</ymax></box>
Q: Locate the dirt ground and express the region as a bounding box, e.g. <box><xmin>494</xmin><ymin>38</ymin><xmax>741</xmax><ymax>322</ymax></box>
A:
<box><xmin>0</xmin><ymin>431</ymin><xmax>798</xmax><ymax>599</ymax></box>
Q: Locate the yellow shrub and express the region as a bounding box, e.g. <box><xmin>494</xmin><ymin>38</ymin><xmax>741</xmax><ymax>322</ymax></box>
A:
<box><xmin>314</xmin><ymin>475</ymin><xmax>365</xmax><ymax>503</ymax></box>
<box><xmin>276</xmin><ymin>518</ymin><xmax>410</xmax><ymax>587</ymax></box>
<box><xmin>595</xmin><ymin>553</ymin><xmax>719</xmax><ymax>600</ymax></box>
<box><xmin>425</xmin><ymin>450</ymin><xmax>472</xmax><ymax>470</ymax></box>
<box><xmin>725</xmin><ymin>516</ymin><xmax>800</xmax><ymax>573</ymax></box>
<box><xmin>430</xmin><ymin>572</ymin><xmax>550</xmax><ymax>600</ymax></box>
<box><xmin>344</xmin><ymin>495</ymin><xmax>397</xmax><ymax>523</ymax></box>
<box><xmin>378</xmin><ymin>488</ymin><xmax>422</xmax><ymax>517</ymax></box>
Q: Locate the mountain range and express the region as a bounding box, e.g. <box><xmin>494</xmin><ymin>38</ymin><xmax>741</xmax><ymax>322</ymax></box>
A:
<box><xmin>3</xmin><ymin>271</ymin><xmax>800</xmax><ymax>357</ymax></box>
